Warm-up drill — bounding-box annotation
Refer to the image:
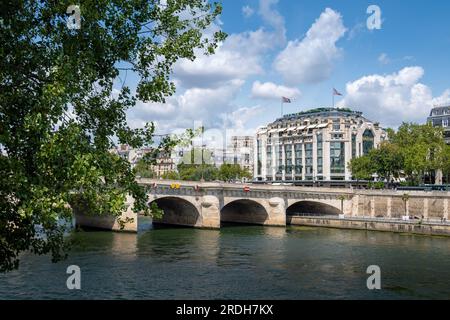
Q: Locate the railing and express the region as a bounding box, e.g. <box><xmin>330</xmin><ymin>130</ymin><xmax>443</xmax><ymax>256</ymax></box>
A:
<box><xmin>289</xmin><ymin>214</ymin><xmax>450</xmax><ymax>225</ymax></box>
<box><xmin>289</xmin><ymin>213</ymin><xmax>338</xmax><ymax>217</ymax></box>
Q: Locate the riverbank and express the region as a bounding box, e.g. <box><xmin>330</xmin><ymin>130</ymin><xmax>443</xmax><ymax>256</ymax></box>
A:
<box><xmin>288</xmin><ymin>216</ymin><xmax>450</xmax><ymax>236</ymax></box>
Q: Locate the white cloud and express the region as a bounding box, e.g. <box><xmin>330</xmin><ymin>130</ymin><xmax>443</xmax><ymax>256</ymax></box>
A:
<box><xmin>432</xmin><ymin>89</ymin><xmax>450</xmax><ymax>106</ymax></box>
<box><xmin>378</xmin><ymin>53</ymin><xmax>390</xmax><ymax>65</ymax></box>
<box><xmin>174</xmin><ymin>45</ymin><xmax>262</xmax><ymax>88</ymax></box>
<box><xmin>258</xmin><ymin>0</ymin><xmax>286</xmax><ymax>44</ymax></box>
<box><xmin>178</xmin><ymin>79</ymin><xmax>244</xmax><ymax>124</ymax></box>
<box><xmin>174</xmin><ymin>0</ymin><xmax>286</xmax><ymax>89</ymax></box>
<box><xmin>274</xmin><ymin>8</ymin><xmax>347</xmax><ymax>85</ymax></box>
<box><xmin>338</xmin><ymin>66</ymin><xmax>450</xmax><ymax>127</ymax></box>
<box><xmin>242</xmin><ymin>5</ymin><xmax>254</xmax><ymax>18</ymax></box>
<box><xmin>127</xmin><ymin>80</ymin><xmax>246</xmax><ymax>133</ymax></box>
<box><xmin>347</xmin><ymin>22</ymin><xmax>365</xmax><ymax>40</ymax></box>
<box><xmin>128</xmin><ymin>0</ymin><xmax>288</xmax><ymax>134</ymax></box>
<box><xmin>251</xmin><ymin>81</ymin><xmax>301</xmax><ymax>100</ymax></box>
<box><xmin>174</xmin><ymin>28</ymin><xmax>281</xmax><ymax>88</ymax></box>
<box><xmin>221</xmin><ymin>105</ymin><xmax>264</xmax><ymax>137</ymax></box>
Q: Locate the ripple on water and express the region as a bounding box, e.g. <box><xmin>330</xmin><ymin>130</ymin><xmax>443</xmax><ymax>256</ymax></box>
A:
<box><xmin>0</xmin><ymin>225</ymin><xmax>449</xmax><ymax>299</ymax></box>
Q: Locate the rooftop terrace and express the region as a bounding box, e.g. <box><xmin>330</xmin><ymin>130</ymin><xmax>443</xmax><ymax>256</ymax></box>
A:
<box><xmin>275</xmin><ymin>107</ymin><xmax>364</xmax><ymax>122</ymax></box>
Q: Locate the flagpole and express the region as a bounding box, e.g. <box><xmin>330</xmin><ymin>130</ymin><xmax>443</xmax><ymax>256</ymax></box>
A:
<box><xmin>332</xmin><ymin>91</ymin><xmax>335</xmax><ymax>109</ymax></box>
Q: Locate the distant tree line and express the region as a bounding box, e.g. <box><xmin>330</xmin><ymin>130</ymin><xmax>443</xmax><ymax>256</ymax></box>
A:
<box><xmin>134</xmin><ymin>163</ymin><xmax>252</xmax><ymax>182</ymax></box>
<box><xmin>171</xmin><ymin>163</ymin><xmax>252</xmax><ymax>182</ymax></box>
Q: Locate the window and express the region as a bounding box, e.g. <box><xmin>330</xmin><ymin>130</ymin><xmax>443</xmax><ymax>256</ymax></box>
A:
<box><xmin>305</xmin><ymin>143</ymin><xmax>313</xmax><ymax>176</ymax></box>
<box><xmin>257</xmin><ymin>140</ymin><xmax>262</xmax><ymax>175</ymax></box>
<box><xmin>330</xmin><ymin>141</ymin><xmax>345</xmax><ymax>174</ymax></box>
<box><xmin>285</xmin><ymin>145</ymin><xmax>293</xmax><ymax>174</ymax></box>
<box><xmin>352</xmin><ymin>134</ymin><xmax>357</xmax><ymax>159</ymax></box>
<box><xmin>433</xmin><ymin>119</ymin><xmax>442</xmax><ymax>127</ymax></box>
<box><xmin>275</xmin><ymin>146</ymin><xmax>282</xmax><ymax>174</ymax></box>
<box><xmin>295</xmin><ymin>144</ymin><xmax>302</xmax><ymax>158</ymax></box>
<box><xmin>317</xmin><ymin>134</ymin><xmax>323</xmax><ymax>175</ymax></box>
<box><xmin>362</xmin><ymin>129</ymin><xmax>374</xmax><ymax>155</ymax></box>
<box><xmin>332</xmin><ymin>119</ymin><xmax>341</xmax><ymax>131</ymax></box>
<box><xmin>294</xmin><ymin>144</ymin><xmax>302</xmax><ymax>175</ymax></box>
<box><xmin>266</xmin><ymin>145</ymin><xmax>272</xmax><ymax>173</ymax></box>
<box><xmin>244</xmin><ymin>154</ymin><xmax>250</xmax><ymax>164</ymax></box>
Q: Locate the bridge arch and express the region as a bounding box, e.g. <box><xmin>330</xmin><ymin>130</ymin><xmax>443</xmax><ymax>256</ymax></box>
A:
<box><xmin>286</xmin><ymin>201</ymin><xmax>342</xmax><ymax>216</ymax></box>
<box><xmin>150</xmin><ymin>196</ymin><xmax>200</xmax><ymax>227</ymax></box>
<box><xmin>221</xmin><ymin>199</ymin><xmax>269</xmax><ymax>225</ymax></box>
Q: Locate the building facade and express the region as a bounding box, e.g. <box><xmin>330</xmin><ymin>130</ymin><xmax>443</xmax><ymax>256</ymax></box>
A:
<box><xmin>229</xmin><ymin>136</ymin><xmax>254</xmax><ymax>175</ymax></box>
<box><xmin>151</xmin><ymin>151</ymin><xmax>177</xmax><ymax>178</ymax></box>
<box><xmin>427</xmin><ymin>105</ymin><xmax>450</xmax><ymax>144</ymax></box>
<box><xmin>112</xmin><ymin>145</ymin><xmax>176</xmax><ymax>178</ymax></box>
<box><xmin>254</xmin><ymin>108</ymin><xmax>387</xmax><ymax>181</ymax></box>
<box><xmin>114</xmin><ymin>144</ymin><xmax>139</xmax><ymax>166</ymax></box>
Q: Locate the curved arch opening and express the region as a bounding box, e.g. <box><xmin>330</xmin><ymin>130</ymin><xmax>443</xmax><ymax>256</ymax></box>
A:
<box><xmin>286</xmin><ymin>201</ymin><xmax>342</xmax><ymax>216</ymax></box>
<box><xmin>150</xmin><ymin>197</ymin><xmax>200</xmax><ymax>227</ymax></box>
<box><xmin>363</xmin><ymin>129</ymin><xmax>375</xmax><ymax>155</ymax></box>
<box><xmin>221</xmin><ymin>199</ymin><xmax>269</xmax><ymax>226</ymax></box>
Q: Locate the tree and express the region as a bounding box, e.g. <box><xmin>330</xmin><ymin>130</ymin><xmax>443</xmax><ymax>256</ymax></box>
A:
<box><xmin>392</xmin><ymin>123</ymin><xmax>446</xmax><ymax>184</ymax></box>
<box><xmin>177</xmin><ymin>163</ymin><xmax>219</xmax><ymax>181</ymax></box>
<box><xmin>134</xmin><ymin>159</ymin><xmax>156</xmax><ymax>179</ymax></box>
<box><xmin>367</xmin><ymin>142</ymin><xmax>403</xmax><ymax>181</ymax></box>
<box><xmin>349</xmin><ymin>123</ymin><xmax>447</xmax><ymax>186</ymax></box>
<box><xmin>348</xmin><ymin>155</ymin><xmax>374</xmax><ymax>180</ymax></box>
<box><xmin>0</xmin><ymin>1</ymin><xmax>225</xmax><ymax>272</ymax></box>
<box><xmin>441</xmin><ymin>145</ymin><xmax>450</xmax><ymax>183</ymax></box>
<box><xmin>161</xmin><ymin>171</ymin><xmax>180</xmax><ymax>180</ymax></box>
<box><xmin>218</xmin><ymin>163</ymin><xmax>252</xmax><ymax>181</ymax></box>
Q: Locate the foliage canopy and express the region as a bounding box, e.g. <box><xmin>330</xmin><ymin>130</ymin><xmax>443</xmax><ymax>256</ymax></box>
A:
<box><xmin>0</xmin><ymin>0</ymin><xmax>225</xmax><ymax>271</ymax></box>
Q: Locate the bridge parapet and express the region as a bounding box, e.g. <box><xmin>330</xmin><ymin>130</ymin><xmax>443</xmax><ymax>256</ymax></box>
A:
<box><xmin>74</xmin><ymin>179</ymin><xmax>450</xmax><ymax>231</ymax></box>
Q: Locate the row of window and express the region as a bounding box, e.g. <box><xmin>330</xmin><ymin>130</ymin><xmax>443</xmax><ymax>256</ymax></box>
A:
<box><xmin>432</xmin><ymin>118</ymin><xmax>450</xmax><ymax>128</ymax></box>
<box><xmin>431</xmin><ymin>108</ymin><xmax>450</xmax><ymax>116</ymax></box>
<box><xmin>258</xmin><ymin>129</ymin><xmax>375</xmax><ymax>177</ymax></box>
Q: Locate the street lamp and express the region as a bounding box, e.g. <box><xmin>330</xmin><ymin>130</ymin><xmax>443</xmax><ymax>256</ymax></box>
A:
<box><xmin>200</xmin><ymin>143</ymin><xmax>206</xmax><ymax>182</ymax></box>
<box><xmin>199</xmin><ymin>126</ymin><xmax>205</xmax><ymax>182</ymax></box>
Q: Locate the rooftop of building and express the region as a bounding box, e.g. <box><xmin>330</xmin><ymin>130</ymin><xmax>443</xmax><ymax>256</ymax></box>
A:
<box><xmin>428</xmin><ymin>105</ymin><xmax>450</xmax><ymax>117</ymax></box>
<box><xmin>272</xmin><ymin>107</ymin><xmax>367</xmax><ymax>124</ymax></box>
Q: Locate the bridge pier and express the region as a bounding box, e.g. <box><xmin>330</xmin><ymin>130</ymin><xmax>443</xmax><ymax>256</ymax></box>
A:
<box><xmin>200</xmin><ymin>196</ymin><xmax>221</xmax><ymax>229</ymax></box>
<box><xmin>266</xmin><ymin>197</ymin><xmax>286</xmax><ymax>226</ymax></box>
<box><xmin>74</xmin><ymin>195</ymin><xmax>138</xmax><ymax>232</ymax></box>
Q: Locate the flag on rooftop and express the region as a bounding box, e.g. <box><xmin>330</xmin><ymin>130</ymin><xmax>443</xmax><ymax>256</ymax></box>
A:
<box><xmin>333</xmin><ymin>88</ymin><xmax>343</xmax><ymax>96</ymax></box>
<box><xmin>282</xmin><ymin>96</ymin><xmax>292</xmax><ymax>103</ymax></box>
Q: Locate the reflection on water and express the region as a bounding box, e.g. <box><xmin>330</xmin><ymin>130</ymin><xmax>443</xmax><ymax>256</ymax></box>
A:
<box><xmin>0</xmin><ymin>217</ymin><xmax>449</xmax><ymax>300</ymax></box>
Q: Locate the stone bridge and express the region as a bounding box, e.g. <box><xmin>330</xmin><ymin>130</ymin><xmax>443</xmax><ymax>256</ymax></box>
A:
<box><xmin>75</xmin><ymin>179</ymin><xmax>450</xmax><ymax>232</ymax></box>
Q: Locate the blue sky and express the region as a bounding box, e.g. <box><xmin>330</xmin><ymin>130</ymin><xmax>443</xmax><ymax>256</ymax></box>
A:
<box><xmin>126</xmin><ymin>0</ymin><xmax>450</xmax><ymax>137</ymax></box>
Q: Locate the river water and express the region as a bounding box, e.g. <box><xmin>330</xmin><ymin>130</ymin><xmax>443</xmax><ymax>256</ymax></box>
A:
<box><xmin>0</xmin><ymin>217</ymin><xmax>449</xmax><ymax>300</ymax></box>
